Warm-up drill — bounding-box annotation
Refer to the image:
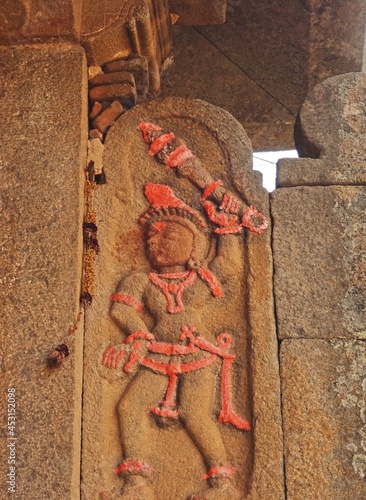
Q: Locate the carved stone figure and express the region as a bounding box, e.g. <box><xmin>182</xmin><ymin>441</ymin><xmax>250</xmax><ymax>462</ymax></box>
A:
<box><xmin>81</xmin><ymin>98</ymin><xmax>283</xmax><ymax>500</ymax></box>
<box><xmin>101</xmin><ymin>122</ymin><xmax>267</xmax><ymax>499</ymax></box>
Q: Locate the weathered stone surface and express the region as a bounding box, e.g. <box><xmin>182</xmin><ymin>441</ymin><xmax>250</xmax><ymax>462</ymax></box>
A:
<box><xmin>281</xmin><ymin>339</ymin><xmax>366</xmax><ymax>499</ymax></box>
<box><xmin>89</xmin><ymin>83</ymin><xmax>137</xmax><ymax>107</ymax></box>
<box><xmin>272</xmin><ymin>186</ymin><xmax>366</xmax><ymax>340</ymax></box>
<box><xmin>170</xmin><ymin>0</ymin><xmax>227</xmax><ymax>25</ymax></box>
<box><xmin>307</xmin><ymin>0</ymin><xmax>366</xmax><ymax>90</ymax></box>
<box><xmin>0</xmin><ymin>45</ymin><xmax>87</xmax><ymax>498</ymax></box>
<box><xmin>197</xmin><ymin>0</ymin><xmax>309</xmax><ymax>116</ymax></box>
<box><xmin>82</xmin><ymin>98</ymin><xmax>283</xmax><ymax>499</ymax></box>
<box><xmin>278</xmin><ymin>73</ymin><xmax>366</xmax><ymax>186</ymax></box>
<box><xmin>89</xmin><ymin>71</ymin><xmax>136</xmax><ymax>89</ymax></box>
<box><xmin>0</xmin><ymin>0</ymin><xmax>81</xmax><ymax>43</ymax></box>
<box><xmin>104</xmin><ymin>56</ymin><xmax>149</xmax><ymax>95</ymax></box>
<box><xmin>160</xmin><ymin>26</ymin><xmax>295</xmax><ymax>151</ymax></box>
<box><xmin>81</xmin><ymin>0</ymin><xmax>172</xmax><ymax>93</ymax></box>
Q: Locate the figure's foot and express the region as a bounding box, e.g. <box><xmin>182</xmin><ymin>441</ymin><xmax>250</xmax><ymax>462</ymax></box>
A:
<box><xmin>187</xmin><ymin>479</ymin><xmax>242</xmax><ymax>500</ymax></box>
<box><xmin>119</xmin><ymin>476</ymin><xmax>155</xmax><ymax>500</ymax></box>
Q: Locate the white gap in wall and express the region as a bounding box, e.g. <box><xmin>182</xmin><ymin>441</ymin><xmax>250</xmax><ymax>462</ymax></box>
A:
<box><xmin>253</xmin><ymin>150</ymin><xmax>298</xmax><ymax>192</ymax></box>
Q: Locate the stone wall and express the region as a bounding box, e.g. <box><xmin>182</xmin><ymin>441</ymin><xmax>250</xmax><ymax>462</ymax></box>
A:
<box><xmin>273</xmin><ymin>73</ymin><xmax>366</xmax><ymax>499</ymax></box>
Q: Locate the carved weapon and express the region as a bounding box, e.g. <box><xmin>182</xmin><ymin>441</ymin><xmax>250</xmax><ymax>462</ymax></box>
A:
<box><xmin>138</xmin><ymin>122</ymin><xmax>268</xmax><ymax>234</ymax></box>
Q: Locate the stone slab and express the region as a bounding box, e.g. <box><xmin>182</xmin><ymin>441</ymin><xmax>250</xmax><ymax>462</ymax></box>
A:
<box><xmin>278</xmin><ymin>73</ymin><xmax>366</xmax><ymax>186</ymax></box>
<box><xmin>170</xmin><ymin>0</ymin><xmax>227</xmax><ymax>25</ymax></box>
<box><xmin>0</xmin><ymin>44</ymin><xmax>87</xmax><ymax>499</ymax></box>
<box><xmin>160</xmin><ymin>26</ymin><xmax>295</xmax><ymax>151</ymax></box>
<box><xmin>0</xmin><ymin>0</ymin><xmax>81</xmax><ymax>43</ymax></box>
<box><xmin>272</xmin><ymin>186</ymin><xmax>366</xmax><ymax>340</ymax></box>
<box><xmin>281</xmin><ymin>339</ymin><xmax>366</xmax><ymax>499</ymax></box>
<box><xmin>82</xmin><ymin>97</ymin><xmax>284</xmax><ymax>499</ymax></box>
<box><xmin>307</xmin><ymin>0</ymin><xmax>366</xmax><ymax>90</ymax></box>
<box><xmin>197</xmin><ymin>0</ymin><xmax>309</xmax><ymax>116</ymax></box>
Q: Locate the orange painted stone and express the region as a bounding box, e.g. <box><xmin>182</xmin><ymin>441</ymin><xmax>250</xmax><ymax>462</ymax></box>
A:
<box><xmin>82</xmin><ymin>97</ymin><xmax>283</xmax><ymax>500</ymax></box>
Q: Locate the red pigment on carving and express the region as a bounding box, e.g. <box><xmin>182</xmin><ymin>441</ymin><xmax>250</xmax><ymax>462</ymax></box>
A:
<box><xmin>138</xmin><ymin>122</ymin><xmax>162</xmax><ymax>142</ymax></box>
<box><xmin>203</xmin><ymin>200</ymin><xmax>238</xmax><ymax>228</ymax></box>
<box><xmin>152</xmin><ymin>221</ymin><xmax>166</xmax><ymax>232</ymax></box>
<box><xmin>148</xmin><ymin>341</ymin><xmax>199</xmax><ymax>355</ymax></box>
<box><xmin>110</xmin><ymin>293</ymin><xmax>144</xmax><ymax>312</ymax></box>
<box><xmin>141</xmin><ymin>183</ymin><xmax>207</xmax><ymax>229</ymax></box>
<box><xmin>197</xmin><ymin>268</ymin><xmax>223</xmax><ymax>298</ymax></box>
<box><xmin>180</xmin><ymin>329</ymin><xmax>251</xmax><ymax>431</ymax></box>
<box><xmin>149</xmin><ymin>270</ymin><xmax>197</xmax><ymax>313</ymax></box>
<box><xmin>124</xmin><ymin>331</ymin><xmax>155</xmax><ymax>343</ymax></box>
<box><xmin>149</xmin><ymin>132</ymin><xmax>175</xmax><ymax>155</ymax></box>
<box><xmin>201</xmin><ymin>180</ymin><xmax>223</xmax><ymax>201</ymax></box>
<box><xmin>214</xmin><ymin>225</ymin><xmax>243</xmax><ymax>234</ymax></box>
<box><xmin>242</xmin><ymin>205</ymin><xmax>269</xmax><ymax>234</ymax></box>
<box><xmin>220</xmin><ymin>192</ymin><xmax>239</xmax><ymax>214</ymax></box>
<box><xmin>165</xmin><ymin>145</ymin><xmax>195</xmax><ymax>168</ymax></box>
<box><xmin>102</xmin><ymin>346</ymin><xmax>125</xmax><ymax>369</ymax></box>
<box><xmin>201</xmin><ymin>465</ymin><xmax>236</xmax><ymax>480</ymax></box>
<box><xmin>114</xmin><ymin>460</ymin><xmax>155</xmax><ymax>476</ymax></box>
<box><xmin>123</xmin><ymin>341</ymin><xmax>143</xmax><ymax>373</ymax></box>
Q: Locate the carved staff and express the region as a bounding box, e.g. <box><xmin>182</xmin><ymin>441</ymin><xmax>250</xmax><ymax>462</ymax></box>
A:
<box><xmin>138</xmin><ymin>122</ymin><xmax>268</xmax><ymax>234</ymax></box>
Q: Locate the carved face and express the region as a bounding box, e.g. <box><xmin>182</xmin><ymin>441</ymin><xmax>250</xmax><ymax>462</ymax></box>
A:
<box><xmin>146</xmin><ymin>220</ymin><xmax>195</xmax><ymax>269</ymax></box>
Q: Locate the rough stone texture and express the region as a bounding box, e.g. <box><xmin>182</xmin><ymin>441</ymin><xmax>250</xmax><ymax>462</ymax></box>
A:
<box><xmin>281</xmin><ymin>339</ymin><xmax>366</xmax><ymax>499</ymax></box>
<box><xmin>278</xmin><ymin>73</ymin><xmax>366</xmax><ymax>187</ymax></box>
<box><xmin>307</xmin><ymin>0</ymin><xmax>366</xmax><ymax>90</ymax></box>
<box><xmin>0</xmin><ymin>0</ymin><xmax>82</xmax><ymax>43</ymax></box>
<box><xmin>81</xmin><ymin>0</ymin><xmax>172</xmax><ymax>92</ymax></box>
<box><xmin>160</xmin><ymin>26</ymin><xmax>295</xmax><ymax>151</ymax></box>
<box><xmin>272</xmin><ymin>186</ymin><xmax>366</xmax><ymax>340</ymax></box>
<box><xmin>82</xmin><ymin>98</ymin><xmax>283</xmax><ymax>499</ymax></box>
<box><xmin>197</xmin><ymin>0</ymin><xmax>309</xmax><ymax>116</ymax></box>
<box><xmin>170</xmin><ymin>0</ymin><xmax>227</xmax><ymax>25</ymax></box>
<box><xmin>0</xmin><ymin>45</ymin><xmax>87</xmax><ymax>499</ymax></box>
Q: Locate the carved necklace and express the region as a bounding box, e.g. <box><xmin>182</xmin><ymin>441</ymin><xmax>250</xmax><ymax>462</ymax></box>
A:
<box><xmin>148</xmin><ymin>270</ymin><xmax>197</xmax><ymax>313</ymax></box>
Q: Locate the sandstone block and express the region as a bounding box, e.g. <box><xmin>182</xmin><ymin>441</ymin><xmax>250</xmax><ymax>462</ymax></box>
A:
<box><xmin>281</xmin><ymin>339</ymin><xmax>366</xmax><ymax>499</ymax></box>
<box><xmin>278</xmin><ymin>72</ymin><xmax>366</xmax><ymax>187</ymax></box>
<box><xmin>272</xmin><ymin>186</ymin><xmax>366</xmax><ymax>340</ymax></box>
<box><xmin>104</xmin><ymin>56</ymin><xmax>149</xmax><ymax>94</ymax></box>
<box><xmin>89</xmin><ymin>101</ymin><xmax>103</xmax><ymax>120</ymax></box>
<box><xmin>92</xmin><ymin>100</ymin><xmax>125</xmax><ymax>135</ymax></box>
<box><xmin>89</xmin><ymin>83</ymin><xmax>137</xmax><ymax>108</ymax></box>
<box><xmin>0</xmin><ymin>0</ymin><xmax>81</xmax><ymax>43</ymax></box>
<box><xmin>89</xmin><ymin>71</ymin><xmax>136</xmax><ymax>89</ymax></box>
<box><xmin>0</xmin><ymin>45</ymin><xmax>87</xmax><ymax>499</ymax></box>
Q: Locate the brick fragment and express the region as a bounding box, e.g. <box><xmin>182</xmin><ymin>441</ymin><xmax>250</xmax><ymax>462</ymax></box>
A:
<box><xmin>89</xmin><ymin>101</ymin><xmax>103</xmax><ymax>120</ymax></box>
<box><xmin>89</xmin><ymin>71</ymin><xmax>136</xmax><ymax>89</ymax></box>
<box><xmin>104</xmin><ymin>56</ymin><xmax>149</xmax><ymax>94</ymax></box>
<box><xmin>92</xmin><ymin>100</ymin><xmax>125</xmax><ymax>134</ymax></box>
<box><xmin>89</xmin><ymin>84</ymin><xmax>137</xmax><ymax>108</ymax></box>
<box><xmin>89</xmin><ymin>129</ymin><xmax>103</xmax><ymax>141</ymax></box>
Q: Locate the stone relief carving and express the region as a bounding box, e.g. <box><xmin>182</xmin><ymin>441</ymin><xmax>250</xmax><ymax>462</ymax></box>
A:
<box><xmin>100</xmin><ymin>121</ymin><xmax>266</xmax><ymax>499</ymax></box>
<box><xmin>81</xmin><ymin>98</ymin><xmax>283</xmax><ymax>500</ymax></box>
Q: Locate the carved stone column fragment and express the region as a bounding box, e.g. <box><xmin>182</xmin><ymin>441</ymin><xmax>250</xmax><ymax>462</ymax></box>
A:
<box><xmin>82</xmin><ymin>98</ymin><xmax>284</xmax><ymax>499</ymax></box>
<box><xmin>81</xmin><ymin>0</ymin><xmax>172</xmax><ymax>92</ymax></box>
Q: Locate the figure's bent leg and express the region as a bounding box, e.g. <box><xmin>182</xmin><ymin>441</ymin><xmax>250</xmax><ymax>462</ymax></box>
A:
<box><xmin>179</xmin><ymin>363</ymin><xmax>241</xmax><ymax>500</ymax></box>
<box><xmin>116</xmin><ymin>368</ymin><xmax>168</xmax><ymax>499</ymax></box>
